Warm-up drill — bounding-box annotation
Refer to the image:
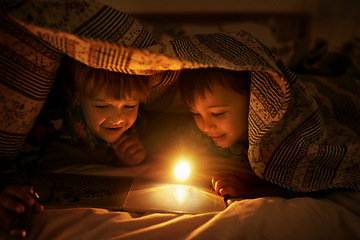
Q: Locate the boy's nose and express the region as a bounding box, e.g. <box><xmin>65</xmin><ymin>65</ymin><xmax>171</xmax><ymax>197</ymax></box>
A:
<box><xmin>113</xmin><ymin>119</ymin><xmax>125</xmax><ymax>125</ymax></box>
<box><xmin>202</xmin><ymin>119</ymin><xmax>216</xmax><ymax>133</ymax></box>
<box><xmin>108</xmin><ymin>111</ymin><xmax>125</xmax><ymax>125</ymax></box>
<box><xmin>109</xmin><ymin>118</ymin><xmax>125</xmax><ymax>127</ymax></box>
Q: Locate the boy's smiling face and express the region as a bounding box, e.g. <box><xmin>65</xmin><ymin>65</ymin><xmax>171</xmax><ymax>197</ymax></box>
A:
<box><xmin>79</xmin><ymin>91</ymin><xmax>139</xmax><ymax>143</ymax></box>
<box><xmin>190</xmin><ymin>83</ymin><xmax>249</xmax><ymax>148</ymax></box>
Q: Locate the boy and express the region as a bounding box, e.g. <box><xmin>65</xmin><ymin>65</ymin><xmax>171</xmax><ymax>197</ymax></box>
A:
<box><xmin>0</xmin><ymin>57</ymin><xmax>153</xmax><ymax>233</ymax></box>
<box><xmin>178</xmin><ymin>68</ymin><xmax>290</xmax><ymax>199</ymax></box>
<box><xmin>61</xmin><ymin>57</ymin><xmax>152</xmax><ymax>166</ymax></box>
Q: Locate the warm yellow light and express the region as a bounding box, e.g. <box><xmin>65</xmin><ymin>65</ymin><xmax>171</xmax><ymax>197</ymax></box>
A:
<box><xmin>174</xmin><ymin>161</ymin><xmax>191</xmax><ymax>181</ymax></box>
<box><xmin>174</xmin><ymin>185</ymin><xmax>190</xmax><ymax>204</ymax></box>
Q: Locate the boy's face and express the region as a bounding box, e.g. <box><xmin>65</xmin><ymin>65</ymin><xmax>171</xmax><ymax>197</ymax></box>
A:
<box><xmin>190</xmin><ymin>83</ymin><xmax>249</xmax><ymax>148</ymax></box>
<box><xmin>79</xmin><ymin>92</ymin><xmax>139</xmax><ymax>143</ymax></box>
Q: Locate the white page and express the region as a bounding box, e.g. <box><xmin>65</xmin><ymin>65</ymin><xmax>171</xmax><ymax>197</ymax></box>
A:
<box><xmin>123</xmin><ymin>179</ymin><xmax>226</xmax><ymax>214</ymax></box>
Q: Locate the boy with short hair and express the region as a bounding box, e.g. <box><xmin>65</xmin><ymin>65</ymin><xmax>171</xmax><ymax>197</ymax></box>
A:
<box><xmin>63</xmin><ymin>57</ymin><xmax>152</xmax><ymax>166</ymax></box>
<box><xmin>178</xmin><ymin>68</ymin><xmax>290</xmax><ymax>198</ymax></box>
<box><xmin>0</xmin><ymin>57</ymin><xmax>153</xmax><ymax>233</ymax></box>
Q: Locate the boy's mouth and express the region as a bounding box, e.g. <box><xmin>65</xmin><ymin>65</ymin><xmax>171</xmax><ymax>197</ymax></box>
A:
<box><xmin>102</xmin><ymin>126</ymin><xmax>123</xmax><ymax>133</ymax></box>
<box><xmin>103</xmin><ymin>124</ymin><xmax>124</xmax><ymax>130</ymax></box>
<box><xmin>209</xmin><ymin>134</ymin><xmax>226</xmax><ymax>142</ymax></box>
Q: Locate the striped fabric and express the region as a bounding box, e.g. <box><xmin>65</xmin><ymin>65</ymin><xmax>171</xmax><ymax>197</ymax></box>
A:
<box><xmin>0</xmin><ymin>0</ymin><xmax>155</xmax><ymax>160</ymax></box>
<box><xmin>1</xmin><ymin>0</ymin><xmax>359</xmax><ymax>192</ymax></box>
<box><xmin>0</xmin><ymin>14</ymin><xmax>63</xmax><ymax>159</ymax></box>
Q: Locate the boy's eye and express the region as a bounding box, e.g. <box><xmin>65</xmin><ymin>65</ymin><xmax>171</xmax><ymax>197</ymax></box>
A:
<box><xmin>95</xmin><ymin>105</ymin><xmax>109</xmax><ymax>109</ymax></box>
<box><xmin>212</xmin><ymin>112</ymin><xmax>225</xmax><ymax>117</ymax></box>
<box><xmin>124</xmin><ymin>105</ymin><xmax>136</xmax><ymax>109</ymax></box>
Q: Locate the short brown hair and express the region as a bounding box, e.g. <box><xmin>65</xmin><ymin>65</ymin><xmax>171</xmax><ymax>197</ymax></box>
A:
<box><xmin>62</xmin><ymin>57</ymin><xmax>152</xmax><ymax>102</ymax></box>
<box><xmin>178</xmin><ymin>68</ymin><xmax>251</xmax><ymax>108</ymax></box>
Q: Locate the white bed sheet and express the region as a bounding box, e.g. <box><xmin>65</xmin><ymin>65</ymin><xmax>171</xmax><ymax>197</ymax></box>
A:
<box><xmin>26</xmin><ymin>188</ymin><xmax>360</xmax><ymax>240</ymax></box>
<box><xmin>5</xmin><ymin>152</ymin><xmax>359</xmax><ymax>240</ymax></box>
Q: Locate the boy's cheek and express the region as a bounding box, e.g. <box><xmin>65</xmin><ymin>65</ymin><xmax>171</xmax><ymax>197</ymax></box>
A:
<box><xmin>194</xmin><ymin>119</ymin><xmax>204</xmax><ymax>132</ymax></box>
<box><xmin>129</xmin><ymin>113</ymin><xmax>138</xmax><ymax>126</ymax></box>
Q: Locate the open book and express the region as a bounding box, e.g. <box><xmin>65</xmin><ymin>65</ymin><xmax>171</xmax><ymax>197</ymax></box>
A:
<box><xmin>30</xmin><ymin>173</ymin><xmax>227</xmax><ymax>214</ymax></box>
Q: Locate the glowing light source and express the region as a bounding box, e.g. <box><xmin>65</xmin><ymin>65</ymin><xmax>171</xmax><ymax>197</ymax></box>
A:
<box><xmin>174</xmin><ymin>161</ymin><xmax>191</xmax><ymax>181</ymax></box>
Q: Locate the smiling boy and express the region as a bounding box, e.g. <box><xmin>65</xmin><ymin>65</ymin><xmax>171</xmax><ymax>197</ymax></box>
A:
<box><xmin>79</xmin><ymin>94</ymin><xmax>139</xmax><ymax>144</ymax></box>
<box><xmin>0</xmin><ymin>57</ymin><xmax>154</xmax><ymax>234</ymax></box>
<box><xmin>188</xmin><ymin>77</ymin><xmax>249</xmax><ymax>149</ymax></box>
<box><xmin>179</xmin><ymin>68</ymin><xmax>290</xmax><ymax>199</ymax></box>
<box><xmin>63</xmin><ymin>57</ymin><xmax>152</xmax><ymax>166</ymax></box>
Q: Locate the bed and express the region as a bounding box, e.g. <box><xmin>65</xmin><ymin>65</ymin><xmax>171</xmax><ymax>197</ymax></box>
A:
<box><xmin>1</xmin><ymin>1</ymin><xmax>360</xmax><ymax>239</ymax></box>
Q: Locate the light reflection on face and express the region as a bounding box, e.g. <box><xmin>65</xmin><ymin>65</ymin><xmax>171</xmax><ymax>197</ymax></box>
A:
<box><xmin>190</xmin><ymin>83</ymin><xmax>249</xmax><ymax>148</ymax></box>
<box><xmin>79</xmin><ymin>92</ymin><xmax>139</xmax><ymax>143</ymax></box>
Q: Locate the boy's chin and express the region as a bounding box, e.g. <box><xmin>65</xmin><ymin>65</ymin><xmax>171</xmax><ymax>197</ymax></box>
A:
<box><xmin>102</xmin><ymin>135</ymin><xmax>122</xmax><ymax>144</ymax></box>
<box><xmin>100</xmin><ymin>128</ymin><xmax>127</xmax><ymax>143</ymax></box>
<box><xmin>214</xmin><ymin>136</ymin><xmax>245</xmax><ymax>149</ymax></box>
<box><xmin>214</xmin><ymin>140</ymin><xmax>233</xmax><ymax>149</ymax></box>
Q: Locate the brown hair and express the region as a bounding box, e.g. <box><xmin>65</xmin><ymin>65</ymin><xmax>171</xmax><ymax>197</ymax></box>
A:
<box><xmin>62</xmin><ymin>57</ymin><xmax>152</xmax><ymax>102</ymax></box>
<box><xmin>178</xmin><ymin>68</ymin><xmax>251</xmax><ymax>108</ymax></box>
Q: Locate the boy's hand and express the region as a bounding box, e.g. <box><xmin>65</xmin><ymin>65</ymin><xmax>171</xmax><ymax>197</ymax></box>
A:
<box><xmin>0</xmin><ymin>184</ymin><xmax>44</xmax><ymax>232</ymax></box>
<box><xmin>212</xmin><ymin>173</ymin><xmax>290</xmax><ymax>199</ymax></box>
<box><xmin>111</xmin><ymin>134</ymin><xmax>146</xmax><ymax>166</ymax></box>
<box><xmin>212</xmin><ymin>174</ymin><xmax>250</xmax><ymax>198</ymax></box>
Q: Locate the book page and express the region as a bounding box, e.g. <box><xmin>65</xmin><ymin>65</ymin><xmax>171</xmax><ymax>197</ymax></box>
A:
<box><xmin>30</xmin><ymin>173</ymin><xmax>134</xmax><ymax>210</ymax></box>
<box><xmin>124</xmin><ymin>179</ymin><xmax>226</xmax><ymax>214</ymax></box>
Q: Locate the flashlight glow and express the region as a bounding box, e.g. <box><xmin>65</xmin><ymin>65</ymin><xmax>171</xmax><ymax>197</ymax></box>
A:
<box><xmin>174</xmin><ymin>161</ymin><xmax>191</xmax><ymax>181</ymax></box>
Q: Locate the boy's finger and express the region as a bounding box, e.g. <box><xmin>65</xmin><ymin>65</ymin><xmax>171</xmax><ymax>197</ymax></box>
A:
<box><xmin>219</xmin><ymin>186</ymin><xmax>236</xmax><ymax>197</ymax></box>
<box><xmin>32</xmin><ymin>201</ymin><xmax>44</xmax><ymax>213</ymax></box>
<box><xmin>123</xmin><ymin>142</ymin><xmax>143</xmax><ymax>156</ymax></box>
<box><xmin>121</xmin><ymin>140</ymin><xmax>138</xmax><ymax>154</ymax></box>
<box><xmin>129</xmin><ymin>149</ymin><xmax>146</xmax><ymax>164</ymax></box>
<box><xmin>0</xmin><ymin>194</ymin><xmax>26</xmax><ymax>213</ymax></box>
<box><xmin>110</xmin><ymin>134</ymin><xmax>129</xmax><ymax>148</ymax></box>
<box><xmin>213</xmin><ymin>179</ymin><xmax>232</xmax><ymax>193</ymax></box>
<box><xmin>212</xmin><ymin>175</ymin><xmax>235</xmax><ymax>188</ymax></box>
<box><xmin>212</xmin><ymin>174</ymin><xmax>230</xmax><ymax>185</ymax></box>
<box><xmin>3</xmin><ymin>186</ymin><xmax>34</xmax><ymax>207</ymax></box>
<box><xmin>112</xmin><ymin>135</ymin><xmax>139</xmax><ymax>151</ymax></box>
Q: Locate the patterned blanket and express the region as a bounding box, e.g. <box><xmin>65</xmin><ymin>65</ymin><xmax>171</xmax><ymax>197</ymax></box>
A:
<box><xmin>1</xmin><ymin>0</ymin><xmax>359</xmax><ymax>193</ymax></box>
